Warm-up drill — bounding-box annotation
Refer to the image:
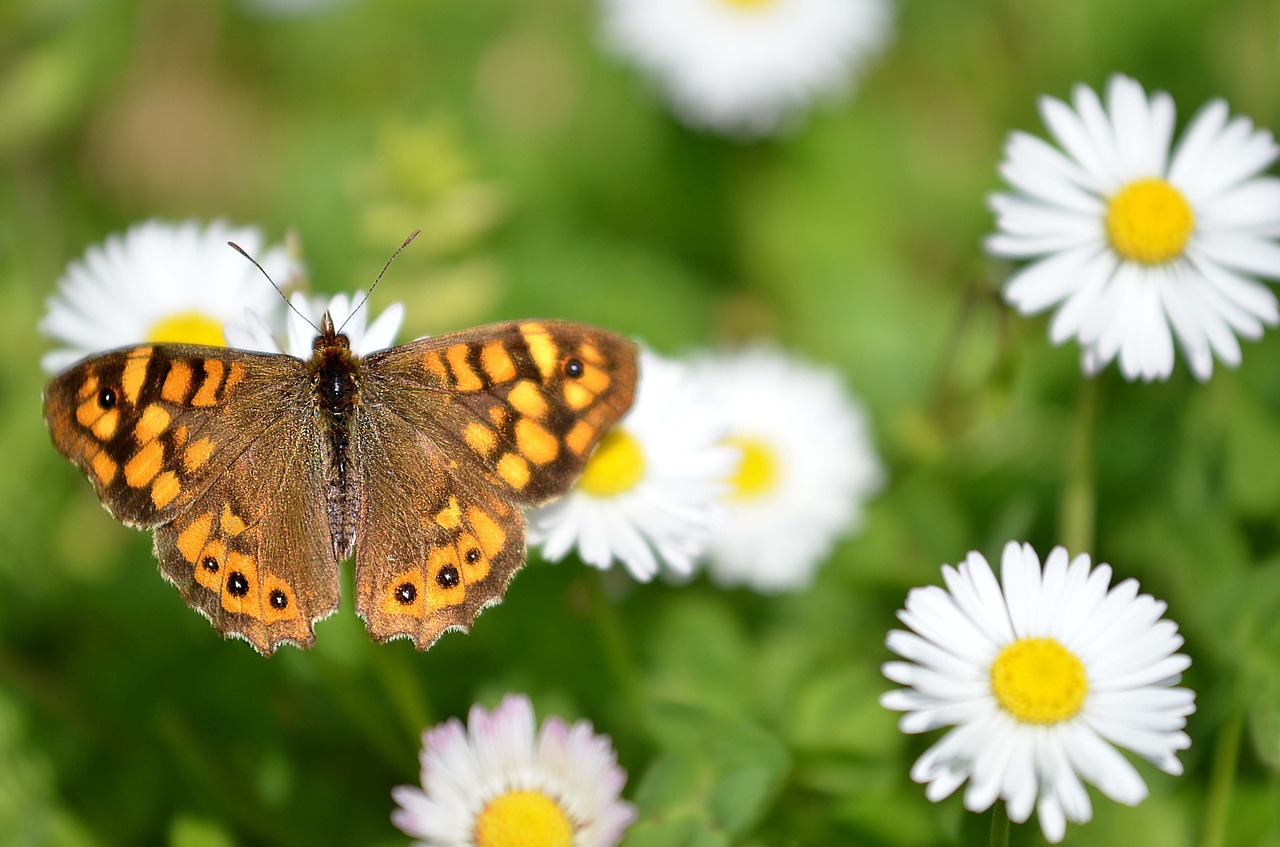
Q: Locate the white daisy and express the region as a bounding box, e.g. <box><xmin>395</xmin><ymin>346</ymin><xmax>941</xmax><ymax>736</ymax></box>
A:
<box><xmin>988</xmin><ymin>74</ymin><xmax>1280</xmax><ymax>381</ymax></box>
<box><xmin>391</xmin><ymin>693</ymin><xmax>636</xmax><ymax>847</ymax></box>
<box><xmin>527</xmin><ymin>350</ymin><xmax>737</xmax><ymax>582</ymax></box>
<box><xmin>880</xmin><ymin>541</ymin><xmax>1195</xmax><ymax>843</ymax></box>
<box><xmin>227</xmin><ymin>290</ymin><xmax>406</xmax><ymax>358</ymax></box>
<box><xmin>40</xmin><ymin>219</ymin><xmax>298</xmax><ymax>373</ymax></box>
<box><xmin>601</xmin><ymin>0</ymin><xmax>892</xmax><ymax>138</ymax></box>
<box><xmin>689</xmin><ymin>347</ymin><xmax>883</xmax><ymax>592</ymax></box>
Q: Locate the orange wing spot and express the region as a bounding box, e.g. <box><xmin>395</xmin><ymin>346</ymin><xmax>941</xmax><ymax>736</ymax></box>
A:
<box><xmin>262</xmin><ymin>575</ymin><xmax>300</xmax><ymax>623</ymax></box>
<box><xmin>563</xmin><ymin>381</ymin><xmax>595</xmax><ymax>411</ymax></box>
<box><xmin>193</xmin><ymin>539</ymin><xmax>227</xmax><ymax>591</ymax></box>
<box><xmin>224</xmin><ymin>361</ymin><xmax>247</xmax><ymax>394</ymax></box>
<box><xmin>467</xmin><ymin>506</ymin><xmax>508</xmax><ymax>556</ymax></box>
<box><xmin>489</xmin><ymin>405</ymin><xmax>510</xmax><ymax>429</ymax></box>
<box><xmin>382</xmin><ymin>571</ymin><xmax>424</xmax><ymax>617</ymax></box>
<box><xmin>508</xmin><ymin>379</ymin><xmax>548</xmax><ymax>419</ymax></box>
<box><xmin>220</xmin><ymin>552</ymin><xmax>260</xmax><ymax>615</ymax></box>
<box><xmin>425</xmin><ymin>548</ymin><xmax>466</xmax><ymax>613</ymax></box>
<box><xmin>191</xmin><ymin>360</ymin><xmax>224</xmax><ymax>407</ymax></box>
<box><xmin>579</xmin><ymin>341</ymin><xmax>605</xmax><ymax>365</ymax></box>
<box><xmin>75</xmin><ymin>373</ymin><xmax>100</xmax><ymax>402</ymax></box>
<box><xmin>136</xmin><ymin>404</ymin><xmax>171</xmax><ymax>444</ymax></box>
<box><xmin>516</xmin><ymin>418</ymin><xmax>559</xmax><ymax>465</ymax></box>
<box><xmin>172</xmin><ymin>425</ymin><xmax>189</xmax><ymax>448</ymax></box>
<box><xmin>124</xmin><ymin>440</ymin><xmax>164</xmax><ymax>488</ymax></box>
<box><xmin>521</xmin><ymin>324</ymin><xmax>557</xmax><ymax>379</ymax></box>
<box><xmin>177</xmin><ymin>513</ymin><xmax>214</xmax><ymax>563</ymax></box>
<box><xmin>151</xmin><ymin>471</ymin><xmax>181</xmax><ymax>509</ymax></box>
<box><xmin>566</xmin><ymin>420</ymin><xmax>596</xmax><ymax>456</ymax></box>
<box><xmin>497</xmin><ymin>453</ymin><xmax>531</xmax><ymax>490</ymax></box>
<box><xmin>184</xmin><ymin>437</ymin><xmax>215</xmax><ymax>473</ymax></box>
<box><xmin>91</xmin><ymin>408</ymin><xmax>120</xmax><ymax>441</ymax></box>
<box><xmin>447</xmin><ymin>344</ymin><xmax>483</xmax><ymax>391</ymax></box>
<box><xmin>75</xmin><ymin>397</ymin><xmax>102</xmax><ymax>429</ymax></box>
<box><xmin>162</xmin><ymin>361</ymin><xmax>193</xmax><ymax>403</ymax></box>
<box><xmin>220</xmin><ymin>504</ymin><xmax>248</xmax><ymax>536</ymax></box>
<box><xmin>434</xmin><ymin>496</ymin><xmax>463</xmax><ymax>530</ymax></box>
<box><xmin>481</xmin><ymin>342</ymin><xmax>517</xmax><ymax>384</ymax></box>
<box><xmin>91</xmin><ymin>452</ymin><xmax>118</xmax><ymax>486</ymax></box>
<box><xmin>457</xmin><ymin>532</ymin><xmax>491</xmax><ymax>583</ymax></box>
<box><xmin>464</xmin><ymin>422</ymin><xmax>498</xmax><ymax>457</ymax></box>
<box><xmin>121</xmin><ymin>349</ymin><xmax>151</xmax><ymax>405</ymax></box>
<box><xmin>423</xmin><ymin>351</ymin><xmax>448</xmax><ymax>382</ymax></box>
<box><xmin>578</xmin><ymin>363</ymin><xmax>611</xmax><ymax>394</ymax></box>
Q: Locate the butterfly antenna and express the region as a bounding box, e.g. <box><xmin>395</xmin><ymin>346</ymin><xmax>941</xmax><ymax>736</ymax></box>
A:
<box><xmin>339</xmin><ymin>229</ymin><xmax>420</xmax><ymax>334</ymax></box>
<box><xmin>226</xmin><ymin>240</ymin><xmax>321</xmax><ymax>335</ymax></box>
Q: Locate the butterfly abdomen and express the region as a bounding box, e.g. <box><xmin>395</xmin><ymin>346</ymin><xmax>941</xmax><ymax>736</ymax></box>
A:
<box><xmin>310</xmin><ymin>325</ymin><xmax>362</xmax><ymax>559</ymax></box>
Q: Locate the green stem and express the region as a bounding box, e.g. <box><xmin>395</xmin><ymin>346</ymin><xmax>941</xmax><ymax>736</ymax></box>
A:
<box><xmin>1061</xmin><ymin>378</ymin><xmax>1100</xmax><ymax>553</ymax></box>
<box><xmin>1200</xmin><ymin>711</ymin><xmax>1243</xmax><ymax>847</ymax></box>
<box><xmin>989</xmin><ymin>802</ymin><xmax>1010</xmax><ymax>847</ymax></box>
<box><xmin>586</xmin><ymin>573</ymin><xmax>645</xmax><ymax>715</ymax></box>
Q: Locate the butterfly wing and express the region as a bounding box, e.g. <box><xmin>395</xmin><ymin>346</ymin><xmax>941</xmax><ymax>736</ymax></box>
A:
<box><xmin>354</xmin><ymin>320</ymin><xmax>638</xmax><ymax>647</ymax></box>
<box><xmin>43</xmin><ymin>344</ymin><xmax>341</xmax><ymax>654</ymax></box>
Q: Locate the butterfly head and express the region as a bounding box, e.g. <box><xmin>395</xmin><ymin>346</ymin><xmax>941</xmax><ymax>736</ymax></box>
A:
<box><xmin>314</xmin><ymin>312</ymin><xmax>352</xmax><ymax>355</ymax></box>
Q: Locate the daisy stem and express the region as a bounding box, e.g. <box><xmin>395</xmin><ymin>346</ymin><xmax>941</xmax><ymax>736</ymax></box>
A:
<box><xmin>1061</xmin><ymin>377</ymin><xmax>1099</xmax><ymax>553</ymax></box>
<box><xmin>1200</xmin><ymin>710</ymin><xmax>1243</xmax><ymax>847</ymax></box>
<box><xmin>989</xmin><ymin>802</ymin><xmax>1010</xmax><ymax>847</ymax></box>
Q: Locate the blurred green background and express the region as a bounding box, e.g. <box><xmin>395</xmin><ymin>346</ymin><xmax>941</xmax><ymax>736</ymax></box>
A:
<box><xmin>3</xmin><ymin>0</ymin><xmax>1280</xmax><ymax>844</ymax></box>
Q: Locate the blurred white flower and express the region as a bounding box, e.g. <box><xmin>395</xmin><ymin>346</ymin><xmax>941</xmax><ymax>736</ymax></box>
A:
<box><xmin>528</xmin><ymin>350</ymin><xmax>736</xmax><ymax>582</ymax></box>
<box><xmin>988</xmin><ymin>74</ymin><xmax>1280</xmax><ymax>381</ymax></box>
<box><xmin>601</xmin><ymin>0</ymin><xmax>892</xmax><ymax>137</ymax></box>
<box><xmin>392</xmin><ymin>693</ymin><xmax>636</xmax><ymax>847</ymax></box>
<box><xmin>690</xmin><ymin>346</ymin><xmax>883</xmax><ymax>592</ymax></box>
<box><xmin>881</xmin><ymin>541</ymin><xmax>1195</xmax><ymax>843</ymax></box>
<box><xmin>41</xmin><ymin>219</ymin><xmax>297</xmax><ymax>373</ymax></box>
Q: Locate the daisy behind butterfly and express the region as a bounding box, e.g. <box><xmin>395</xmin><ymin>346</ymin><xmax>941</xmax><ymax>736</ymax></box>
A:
<box><xmin>42</xmin><ymin>221</ymin><xmax>639</xmax><ymax>655</ymax></box>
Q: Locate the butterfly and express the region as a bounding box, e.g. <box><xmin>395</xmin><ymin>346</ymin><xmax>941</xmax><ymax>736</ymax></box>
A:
<box><xmin>43</xmin><ymin>314</ymin><xmax>638</xmax><ymax>655</ymax></box>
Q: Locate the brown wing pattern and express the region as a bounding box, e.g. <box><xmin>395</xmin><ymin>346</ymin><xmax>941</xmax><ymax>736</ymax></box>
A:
<box><xmin>43</xmin><ymin>344</ymin><xmax>340</xmax><ymax>654</ymax></box>
<box><xmin>354</xmin><ymin>320</ymin><xmax>638</xmax><ymax>646</ymax></box>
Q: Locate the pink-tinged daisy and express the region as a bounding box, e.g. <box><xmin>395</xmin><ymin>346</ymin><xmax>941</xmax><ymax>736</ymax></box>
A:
<box><xmin>988</xmin><ymin>74</ymin><xmax>1280</xmax><ymax>381</ymax></box>
<box><xmin>881</xmin><ymin>541</ymin><xmax>1195</xmax><ymax>843</ymax></box>
<box><xmin>392</xmin><ymin>694</ymin><xmax>636</xmax><ymax>847</ymax></box>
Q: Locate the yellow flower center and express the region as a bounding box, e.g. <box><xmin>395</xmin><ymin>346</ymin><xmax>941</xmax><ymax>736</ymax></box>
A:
<box><xmin>725</xmin><ymin>436</ymin><xmax>780</xmax><ymax>500</ymax></box>
<box><xmin>474</xmin><ymin>790</ymin><xmax>573</xmax><ymax>847</ymax></box>
<box><xmin>147</xmin><ymin>311</ymin><xmax>227</xmax><ymax>347</ymax></box>
<box><xmin>990</xmin><ymin>637</ymin><xmax>1088</xmax><ymax>724</ymax></box>
<box><xmin>579</xmin><ymin>428</ymin><xmax>646</xmax><ymax>497</ymax></box>
<box><xmin>1105</xmin><ymin>177</ymin><xmax>1195</xmax><ymax>265</ymax></box>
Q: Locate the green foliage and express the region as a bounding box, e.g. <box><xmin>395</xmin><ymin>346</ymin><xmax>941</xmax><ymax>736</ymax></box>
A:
<box><xmin>3</xmin><ymin>0</ymin><xmax>1280</xmax><ymax>844</ymax></box>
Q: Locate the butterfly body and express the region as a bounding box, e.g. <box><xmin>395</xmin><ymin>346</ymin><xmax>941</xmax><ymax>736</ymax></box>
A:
<box><xmin>43</xmin><ymin>318</ymin><xmax>638</xmax><ymax>655</ymax></box>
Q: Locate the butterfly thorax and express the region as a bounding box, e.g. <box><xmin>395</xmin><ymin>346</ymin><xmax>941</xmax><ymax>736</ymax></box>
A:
<box><xmin>309</xmin><ymin>312</ymin><xmax>362</xmax><ymax>558</ymax></box>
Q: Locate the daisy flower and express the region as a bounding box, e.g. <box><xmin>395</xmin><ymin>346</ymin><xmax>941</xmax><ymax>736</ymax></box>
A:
<box><xmin>600</xmin><ymin>0</ymin><xmax>892</xmax><ymax>138</ymax></box>
<box><xmin>527</xmin><ymin>350</ymin><xmax>737</xmax><ymax>582</ymax></box>
<box><xmin>226</xmin><ymin>289</ymin><xmax>405</xmax><ymax>358</ymax></box>
<box><xmin>880</xmin><ymin>541</ymin><xmax>1195</xmax><ymax>843</ymax></box>
<box><xmin>391</xmin><ymin>693</ymin><xmax>636</xmax><ymax>847</ymax></box>
<box><xmin>689</xmin><ymin>347</ymin><xmax>883</xmax><ymax>592</ymax></box>
<box><xmin>988</xmin><ymin>74</ymin><xmax>1280</xmax><ymax>381</ymax></box>
<box><xmin>41</xmin><ymin>219</ymin><xmax>299</xmax><ymax>373</ymax></box>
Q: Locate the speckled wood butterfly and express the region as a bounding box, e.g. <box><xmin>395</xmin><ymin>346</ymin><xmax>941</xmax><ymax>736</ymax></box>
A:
<box><xmin>43</xmin><ymin>316</ymin><xmax>638</xmax><ymax>654</ymax></box>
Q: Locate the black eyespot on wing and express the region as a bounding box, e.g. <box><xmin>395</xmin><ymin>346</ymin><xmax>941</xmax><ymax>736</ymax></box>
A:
<box><xmin>98</xmin><ymin>387</ymin><xmax>118</xmax><ymax>409</ymax></box>
<box><xmin>228</xmin><ymin>572</ymin><xmax>250</xmax><ymax>597</ymax></box>
<box><xmin>395</xmin><ymin>582</ymin><xmax>417</xmax><ymax>605</ymax></box>
<box><xmin>465</xmin><ymin>547</ymin><xmax>481</xmax><ymax>564</ymax></box>
<box><xmin>563</xmin><ymin>357</ymin><xmax>584</xmax><ymax>378</ymax></box>
<box><xmin>436</xmin><ymin>565</ymin><xmax>460</xmax><ymax>589</ymax></box>
<box><xmin>202</xmin><ymin>556</ymin><xmax>220</xmax><ymax>573</ymax></box>
<box><xmin>269</xmin><ymin>589</ymin><xmax>288</xmax><ymax>610</ymax></box>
